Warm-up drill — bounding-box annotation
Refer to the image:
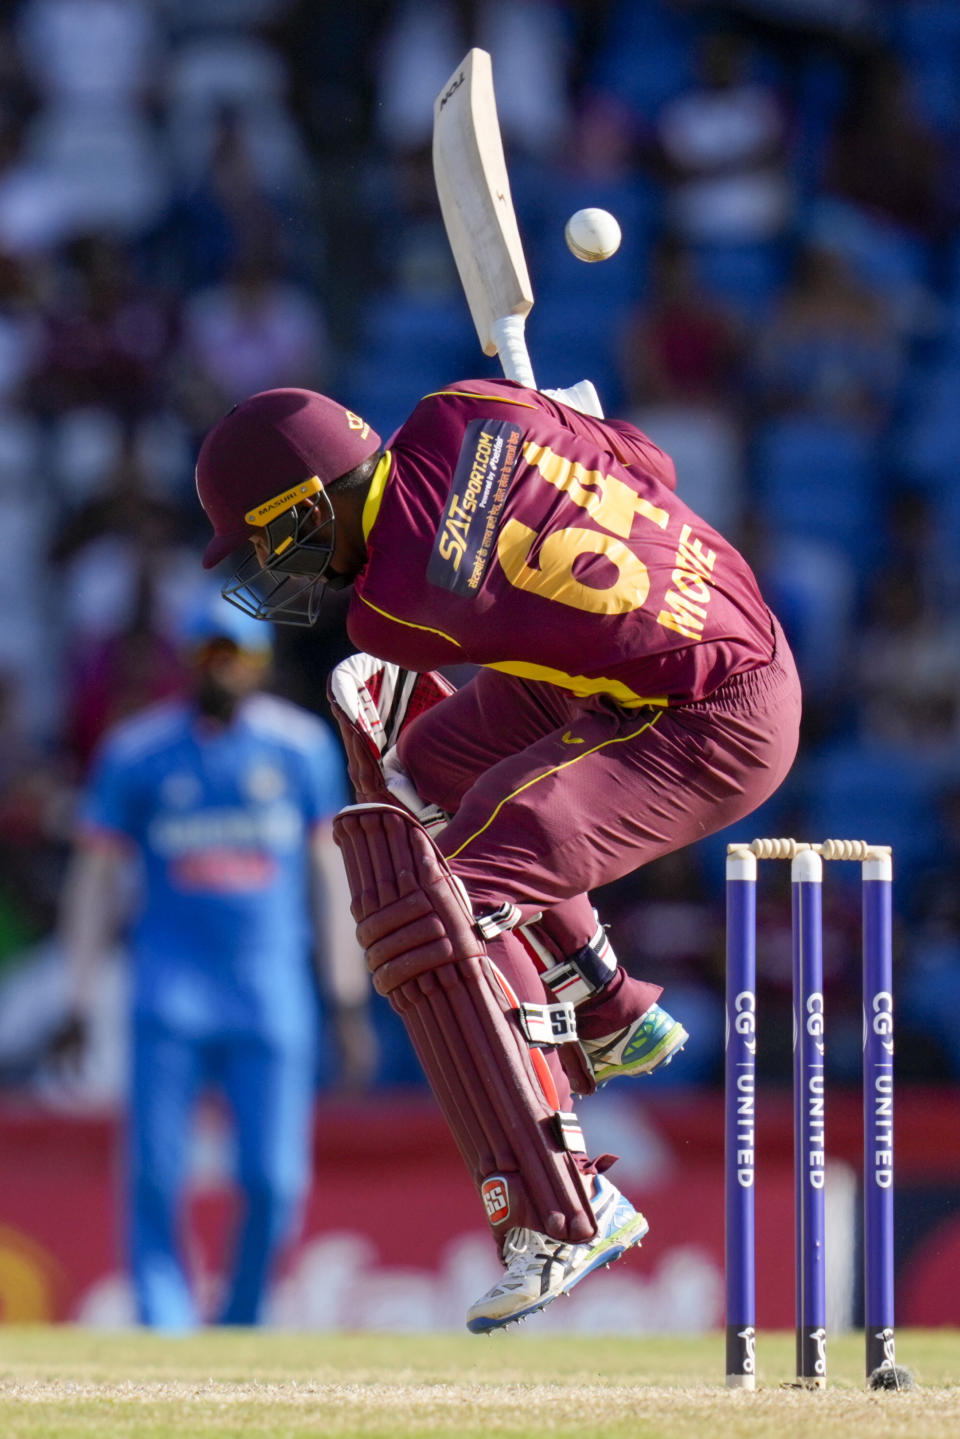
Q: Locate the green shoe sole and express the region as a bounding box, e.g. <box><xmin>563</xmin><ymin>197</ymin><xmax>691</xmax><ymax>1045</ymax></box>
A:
<box><xmin>590</xmin><ymin>1020</ymin><xmax>689</xmax><ymax>1083</ymax></box>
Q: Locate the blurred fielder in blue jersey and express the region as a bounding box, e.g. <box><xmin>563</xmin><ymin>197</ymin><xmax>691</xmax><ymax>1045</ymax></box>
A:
<box><xmin>56</xmin><ymin>588</ymin><xmax>371</xmax><ymax>1328</ymax></box>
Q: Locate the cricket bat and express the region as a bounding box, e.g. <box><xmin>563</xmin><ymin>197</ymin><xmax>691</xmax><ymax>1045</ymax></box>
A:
<box><xmin>433</xmin><ymin>49</ymin><xmax>603</xmax><ymax>417</ymax></box>
<box><xmin>432</xmin><ymin>47</ymin><xmax>537</xmax><ymax>388</ymax></box>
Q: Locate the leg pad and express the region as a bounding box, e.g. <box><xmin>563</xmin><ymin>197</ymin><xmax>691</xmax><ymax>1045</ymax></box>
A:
<box><xmin>333</xmin><ymin>803</ymin><xmax>596</xmax><ymax>1243</ymax></box>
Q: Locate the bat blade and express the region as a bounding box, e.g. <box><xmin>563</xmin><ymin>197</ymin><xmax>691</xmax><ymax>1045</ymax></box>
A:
<box><xmin>433</xmin><ymin>47</ymin><xmax>535</xmax><ymax>385</ymax></box>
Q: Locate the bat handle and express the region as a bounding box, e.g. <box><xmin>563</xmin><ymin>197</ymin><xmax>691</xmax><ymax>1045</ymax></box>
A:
<box><xmin>491</xmin><ymin>314</ymin><xmax>536</xmax><ymax>389</ymax></box>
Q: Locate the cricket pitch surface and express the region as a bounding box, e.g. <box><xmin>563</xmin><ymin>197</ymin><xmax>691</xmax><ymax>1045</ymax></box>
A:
<box><xmin>1</xmin><ymin>1329</ymin><xmax>957</xmax><ymax>1438</ymax></box>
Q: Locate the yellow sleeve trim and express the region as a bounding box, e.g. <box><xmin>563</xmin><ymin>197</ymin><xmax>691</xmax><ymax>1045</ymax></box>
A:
<box><xmin>361</xmin><ymin>450</ymin><xmax>393</xmax><ymax>541</ymax></box>
<box><xmin>420</xmin><ymin>389</ymin><xmax>539</xmax><ymax>409</ymax></box>
<box><xmin>356</xmin><ymin>592</ymin><xmax>462</xmax><ymax>648</ymax></box>
<box><xmin>485</xmin><ymin>658</ymin><xmax>668</xmax><ymax>708</ymax></box>
<box><xmin>447</xmin><ymin>709</ymin><xmax>664</xmax><ymax>860</ymax></box>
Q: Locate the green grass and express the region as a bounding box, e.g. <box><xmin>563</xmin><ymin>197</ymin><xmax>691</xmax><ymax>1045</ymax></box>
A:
<box><xmin>0</xmin><ymin>1329</ymin><xmax>956</xmax><ymax>1439</ymax></box>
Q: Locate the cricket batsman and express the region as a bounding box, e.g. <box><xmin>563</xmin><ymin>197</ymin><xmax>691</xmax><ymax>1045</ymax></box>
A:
<box><xmin>195</xmin><ymin>379</ymin><xmax>801</xmax><ymax>1331</ymax></box>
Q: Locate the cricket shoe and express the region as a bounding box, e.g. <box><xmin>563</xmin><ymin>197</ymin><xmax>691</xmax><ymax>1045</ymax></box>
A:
<box><xmin>465</xmin><ymin>1175</ymin><xmax>648</xmax><ymax>1333</ymax></box>
<box><xmin>582</xmin><ymin>1002</ymin><xmax>688</xmax><ymax>1084</ymax></box>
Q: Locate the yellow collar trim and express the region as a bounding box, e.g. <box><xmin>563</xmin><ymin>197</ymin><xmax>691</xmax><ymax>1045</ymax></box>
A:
<box><xmin>361</xmin><ymin>450</ymin><xmax>392</xmax><ymax>541</ymax></box>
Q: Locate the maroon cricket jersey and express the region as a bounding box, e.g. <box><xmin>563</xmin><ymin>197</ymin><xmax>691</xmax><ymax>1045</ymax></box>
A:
<box><xmin>347</xmin><ymin>380</ymin><xmax>774</xmax><ymax>706</ymax></box>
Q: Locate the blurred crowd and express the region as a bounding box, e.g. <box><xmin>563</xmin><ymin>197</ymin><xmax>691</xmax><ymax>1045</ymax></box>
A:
<box><xmin>1</xmin><ymin>0</ymin><xmax>960</xmax><ymax>1094</ymax></box>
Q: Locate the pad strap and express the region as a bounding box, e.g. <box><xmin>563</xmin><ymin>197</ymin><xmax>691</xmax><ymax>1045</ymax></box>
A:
<box><xmin>513</xmin><ymin>924</ymin><xmax>598</xmax><ymax>1097</ymax></box>
<box><xmin>518</xmin><ymin>1001</ymin><xmax>578</xmax><ymax>1047</ymax></box>
<box><xmin>538</xmin><ymin>924</ymin><xmax>618</xmax><ymax>1006</ymax></box>
<box><xmin>476</xmin><ymin>902</ymin><xmax>524</xmax><ymax>939</ymax></box>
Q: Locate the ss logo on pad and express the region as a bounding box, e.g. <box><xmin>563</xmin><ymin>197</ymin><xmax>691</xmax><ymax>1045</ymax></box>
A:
<box><xmin>481</xmin><ymin>1176</ymin><xmax>510</xmax><ymax>1224</ymax></box>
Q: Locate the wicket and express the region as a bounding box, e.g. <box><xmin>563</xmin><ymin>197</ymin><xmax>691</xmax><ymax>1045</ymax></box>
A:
<box><xmin>724</xmin><ymin>838</ymin><xmax>899</xmax><ymax>1390</ymax></box>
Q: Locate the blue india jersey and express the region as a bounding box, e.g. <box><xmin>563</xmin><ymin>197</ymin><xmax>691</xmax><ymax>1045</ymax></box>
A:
<box><xmin>81</xmin><ymin>695</ymin><xmax>349</xmax><ymax>1040</ymax></box>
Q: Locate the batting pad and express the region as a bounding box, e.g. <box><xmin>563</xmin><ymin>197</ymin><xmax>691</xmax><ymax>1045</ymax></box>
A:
<box><xmin>333</xmin><ymin>802</ymin><xmax>597</xmax><ymax>1244</ymax></box>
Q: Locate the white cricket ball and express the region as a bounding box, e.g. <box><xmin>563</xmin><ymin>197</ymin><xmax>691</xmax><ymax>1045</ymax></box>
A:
<box><xmin>565</xmin><ymin>208</ymin><xmax>622</xmax><ymax>263</ymax></box>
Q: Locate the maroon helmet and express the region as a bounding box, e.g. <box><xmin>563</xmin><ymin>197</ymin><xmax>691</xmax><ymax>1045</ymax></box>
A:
<box><xmin>196</xmin><ymin>388</ymin><xmax>381</xmax><ymax>625</ymax></box>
